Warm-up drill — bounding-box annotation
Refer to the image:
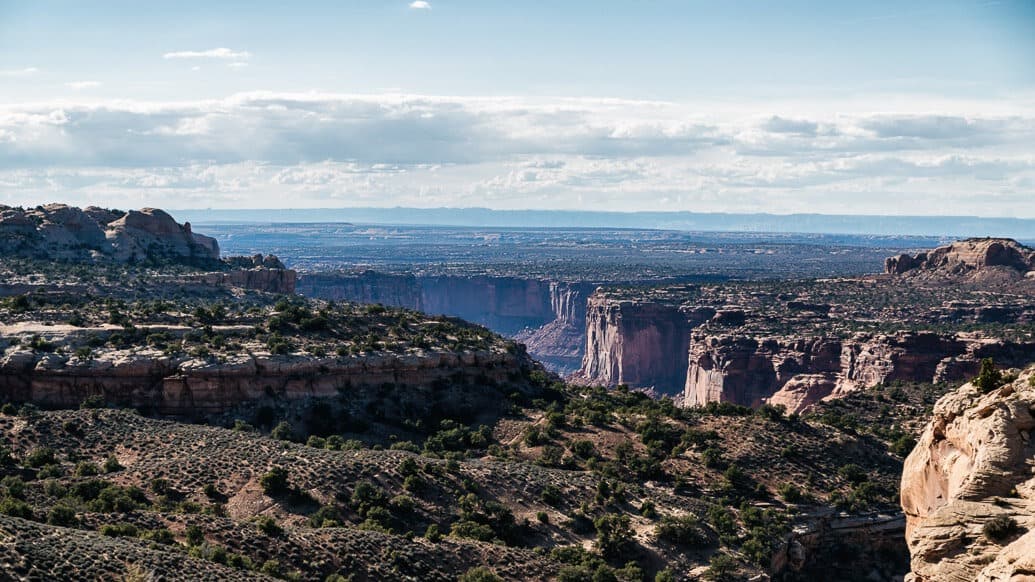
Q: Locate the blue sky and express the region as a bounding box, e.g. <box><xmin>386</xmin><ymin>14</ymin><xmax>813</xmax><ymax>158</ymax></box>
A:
<box><xmin>1</xmin><ymin>0</ymin><xmax>1033</xmax><ymax>215</ymax></box>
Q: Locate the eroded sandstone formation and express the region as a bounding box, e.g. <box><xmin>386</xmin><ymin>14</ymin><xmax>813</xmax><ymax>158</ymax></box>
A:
<box><xmin>684</xmin><ymin>332</ymin><xmax>1035</xmax><ymax>411</ymax></box>
<box><xmin>576</xmin><ymin>295</ymin><xmax>713</xmax><ymax>394</ymax></box>
<box><xmin>900</xmin><ymin>367</ymin><xmax>1035</xmax><ymax>581</ymax></box>
<box><xmin>0</xmin><ymin>204</ymin><xmax>219</xmax><ymax>266</ymax></box>
<box><xmin>886</xmin><ymin>237</ymin><xmax>1035</xmax><ymax>281</ymax></box>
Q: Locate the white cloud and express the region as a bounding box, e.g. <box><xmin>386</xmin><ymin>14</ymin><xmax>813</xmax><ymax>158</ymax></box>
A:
<box><xmin>65</xmin><ymin>81</ymin><xmax>102</xmax><ymax>90</ymax></box>
<box><xmin>409</xmin><ymin>1</ymin><xmax>431</xmax><ymax>9</ymax></box>
<box><xmin>227</xmin><ymin>62</ymin><xmax>249</xmax><ymax>69</ymax></box>
<box><xmin>162</xmin><ymin>47</ymin><xmax>251</xmax><ymax>60</ymax></box>
<box><xmin>0</xmin><ymin>67</ymin><xmax>39</xmax><ymax>76</ymax></box>
<box><xmin>0</xmin><ymin>91</ymin><xmax>1033</xmax><ymax>216</ymax></box>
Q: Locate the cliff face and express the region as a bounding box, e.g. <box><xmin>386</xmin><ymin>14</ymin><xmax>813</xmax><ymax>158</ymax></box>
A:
<box><xmin>900</xmin><ymin>367</ymin><xmax>1035</xmax><ymax>581</ymax></box>
<box><xmin>684</xmin><ymin>332</ymin><xmax>1035</xmax><ymax>412</ymax></box>
<box><xmin>296</xmin><ymin>272</ymin><xmax>592</xmax><ymax>374</ymax></box>
<box><xmin>578</xmin><ymin>294</ymin><xmax>712</xmax><ymax>394</ymax></box>
<box><xmin>0</xmin><ymin>347</ymin><xmax>528</xmax><ymax>419</ymax></box>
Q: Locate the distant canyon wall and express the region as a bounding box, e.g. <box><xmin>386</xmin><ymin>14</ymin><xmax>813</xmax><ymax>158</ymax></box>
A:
<box><xmin>575</xmin><ymin>295</ymin><xmax>714</xmax><ymax>393</ymax></box>
<box><xmin>297</xmin><ymin>272</ymin><xmax>595</xmax><ymax>374</ymax></box>
<box><xmin>576</xmin><ymin>291</ymin><xmax>1035</xmax><ymax>409</ymax></box>
<box><xmin>684</xmin><ymin>332</ymin><xmax>1035</xmax><ymax>412</ymax></box>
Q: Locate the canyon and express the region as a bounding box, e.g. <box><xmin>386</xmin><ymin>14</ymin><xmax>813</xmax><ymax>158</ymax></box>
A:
<box><xmin>574</xmin><ymin>239</ymin><xmax>1035</xmax><ymax>410</ymax></box>
<box><xmin>297</xmin><ymin>272</ymin><xmax>596</xmax><ymax>374</ymax></box>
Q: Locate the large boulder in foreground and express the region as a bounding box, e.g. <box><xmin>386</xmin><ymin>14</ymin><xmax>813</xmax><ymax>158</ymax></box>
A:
<box><xmin>900</xmin><ymin>365</ymin><xmax>1035</xmax><ymax>581</ymax></box>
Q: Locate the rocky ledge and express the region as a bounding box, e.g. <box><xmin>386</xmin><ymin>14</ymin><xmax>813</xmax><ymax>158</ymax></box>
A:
<box><xmin>901</xmin><ymin>366</ymin><xmax>1035</xmax><ymax>581</ymax></box>
<box><xmin>0</xmin><ymin>345</ymin><xmax>528</xmax><ymax>418</ymax></box>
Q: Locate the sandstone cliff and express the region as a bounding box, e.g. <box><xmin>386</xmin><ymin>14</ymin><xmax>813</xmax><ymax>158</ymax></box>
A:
<box><xmin>900</xmin><ymin>367</ymin><xmax>1035</xmax><ymax>581</ymax></box>
<box><xmin>0</xmin><ymin>204</ymin><xmax>220</xmax><ymax>266</ymax></box>
<box><xmin>576</xmin><ymin>294</ymin><xmax>713</xmax><ymax>394</ymax></box>
<box><xmin>0</xmin><ymin>345</ymin><xmax>529</xmax><ymax>420</ymax></box>
<box><xmin>682</xmin><ymin>332</ymin><xmax>1035</xmax><ymax>412</ymax></box>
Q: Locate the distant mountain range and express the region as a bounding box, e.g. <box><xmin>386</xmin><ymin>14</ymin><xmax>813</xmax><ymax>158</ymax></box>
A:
<box><xmin>175</xmin><ymin>207</ymin><xmax>1035</xmax><ymax>238</ymax></box>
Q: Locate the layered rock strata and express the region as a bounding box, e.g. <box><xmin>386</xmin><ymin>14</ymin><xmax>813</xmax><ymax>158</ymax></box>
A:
<box><xmin>0</xmin><ymin>346</ymin><xmax>529</xmax><ymax>418</ymax></box>
<box><xmin>684</xmin><ymin>332</ymin><xmax>1035</xmax><ymax>411</ymax></box>
<box><xmin>900</xmin><ymin>367</ymin><xmax>1035</xmax><ymax>581</ymax></box>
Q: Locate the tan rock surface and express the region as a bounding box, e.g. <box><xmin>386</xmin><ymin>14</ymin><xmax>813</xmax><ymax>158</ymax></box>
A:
<box><xmin>901</xmin><ymin>368</ymin><xmax>1035</xmax><ymax>581</ymax></box>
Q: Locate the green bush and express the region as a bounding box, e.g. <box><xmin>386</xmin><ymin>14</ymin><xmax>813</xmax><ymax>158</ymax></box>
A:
<box><xmin>100</xmin><ymin>523</ymin><xmax>139</xmax><ymax>538</ymax></box>
<box><xmin>975</xmin><ymin>358</ymin><xmax>1004</xmax><ymax>393</ymax></box>
<box><xmin>24</xmin><ymin>447</ymin><xmax>56</xmax><ymax>468</ymax></box>
<box><xmin>47</xmin><ymin>505</ymin><xmax>78</xmax><ymax>527</ymax></box>
<box><xmin>458</xmin><ymin>566</ymin><xmax>503</xmax><ymax>582</ymax></box>
<box><xmin>256</xmin><ymin>515</ymin><xmax>283</xmax><ymax>536</ymax></box>
<box><xmin>260</xmin><ymin>467</ymin><xmax>290</xmax><ymax>495</ymax></box>
<box><xmin>655</xmin><ymin>514</ymin><xmax>710</xmax><ymax>547</ymax></box>
<box><xmin>983</xmin><ymin>515</ymin><xmax>1020</xmax><ymax>542</ymax></box>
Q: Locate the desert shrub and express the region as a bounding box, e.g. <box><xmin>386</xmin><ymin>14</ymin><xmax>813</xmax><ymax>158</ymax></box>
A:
<box><xmin>891</xmin><ymin>434</ymin><xmax>917</xmax><ymax>456</ymax></box>
<box><xmin>47</xmin><ymin>504</ymin><xmax>78</xmax><ymax>526</ymax></box>
<box><xmin>655</xmin><ymin>514</ymin><xmax>710</xmax><ymax>547</ymax></box>
<box><xmin>777</xmin><ymin>483</ymin><xmax>805</xmax><ymax>503</ymax></box>
<box><xmin>271</xmin><ymin>421</ymin><xmax>293</xmax><ymax>441</ymax></box>
<box><xmin>425</xmin><ymin>523</ymin><xmax>442</xmax><ymax>542</ymax></box>
<box><xmin>1</xmin><ymin>476</ymin><xmax>25</xmax><ymax>499</ymax></box>
<box><xmin>838</xmin><ymin>463</ymin><xmax>868</xmax><ymax>484</ymax></box>
<box><xmin>75</xmin><ymin>461</ymin><xmax>100</xmax><ymax>477</ymax></box>
<box><xmin>260</xmin><ymin>467</ymin><xmax>290</xmax><ymax>495</ymax></box>
<box><xmin>705</xmin><ymin>554</ymin><xmax>738</xmax><ymax>581</ymax></box>
<box><xmin>100</xmin><ymin>523</ymin><xmax>138</xmax><ymax>538</ymax></box>
<box><xmin>0</xmin><ymin>497</ymin><xmax>32</xmax><ymax>519</ymax></box>
<box><xmin>458</xmin><ymin>566</ymin><xmax>503</xmax><ymax>582</ymax></box>
<box><xmin>594</xmin><ymin>513</ymin><xmax>634</xmax><ymax>559</ymax></box>
<box><xmin>80</xmin><ymin>394</ymin><xmax>106</xmax><ymax>409</ymax></box>
<box><xmin>308</xmin><ymin>505</ymin><xmax>342</xmax><ymax>528</ymax></box>
<box><xmin>983</xmin><ymin>515</ymin><xmax>1020</xmax><ymax>542</ymax></box>
<box><xmin>185</xmin><ymin>525</ymin><xmax>205</xmax><ymax>546</ymax></box>
<box><xmin>655</xmin><ymin>570</ymin><xmax>676</xmax><ymax>582</ymax></box>
<box><xmin>89</xmin><ymin>485</ymin><xmax>147</xmax><ymax>512</ymax></box>
<box><xmin>755</xmin><ymin>403</ymin><xmax>786</xmax><ymax>421</ymax></box>
<box><xmin>24</xmin><ymin>447</ymin><xmax>56</xmax><ymax>468</ymax></box>
<box><xmin>256</xmin><ymin>515</ymin><xmax>283</xmax><ymax>536</ymax></box>
<box><xmin>450</xmin><ymin>520</ymin><xmax>495</xmax><ymax>542</ymax></box>
<box><xmin>701</xmin><ymin>447</ymin><xmax>725</xmax><ymax>469</ymax></box>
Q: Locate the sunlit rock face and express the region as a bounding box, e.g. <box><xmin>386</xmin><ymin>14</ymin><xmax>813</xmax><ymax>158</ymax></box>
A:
<box><xmin>901</xmin><ymin>368</ymin><xmax>1035</xmax><ymax>582</ymax></box>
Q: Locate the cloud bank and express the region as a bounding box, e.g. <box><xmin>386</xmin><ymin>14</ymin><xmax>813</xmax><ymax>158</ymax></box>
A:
<box><xmin>162</xmin><ymin>48</ymin><xmax>252</xmax><ymax>60</ymax></box>
<box><xmin>1</xmin><ymin>91</ymin><xmax>1033</xmax><ymax>215</ymax></box>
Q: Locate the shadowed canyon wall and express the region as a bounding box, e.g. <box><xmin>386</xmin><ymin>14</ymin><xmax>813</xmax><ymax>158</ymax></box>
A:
<box><xmin>297</xmin><ymin>272</ymin><xmax>595</xmax><ymax>374</ymax></box>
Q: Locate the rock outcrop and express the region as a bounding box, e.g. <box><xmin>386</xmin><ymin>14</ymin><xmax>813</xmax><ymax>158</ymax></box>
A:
<box><xmin>0</xmin><ymin>345</ymin><xmax>529</xmax><ymax>419</ymax></box>
<box><xmin>900</xmin><ymin>367</ymin><xmax>1035</xmax><ymax>581</ymax></box>
<box><xmin>684</xmin><ymin>333</ymin><xmax>1035</xmax><ymax>412</ymax></box>
<box><xmin>0</xmin><ymin>204</ymin><xmax>220</xmax><ymax>266</ymax></box>
<box><xmin>886</xmin><ymin>237</ymin><xmax>1035</xmax><ymax>282</ymax></box>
